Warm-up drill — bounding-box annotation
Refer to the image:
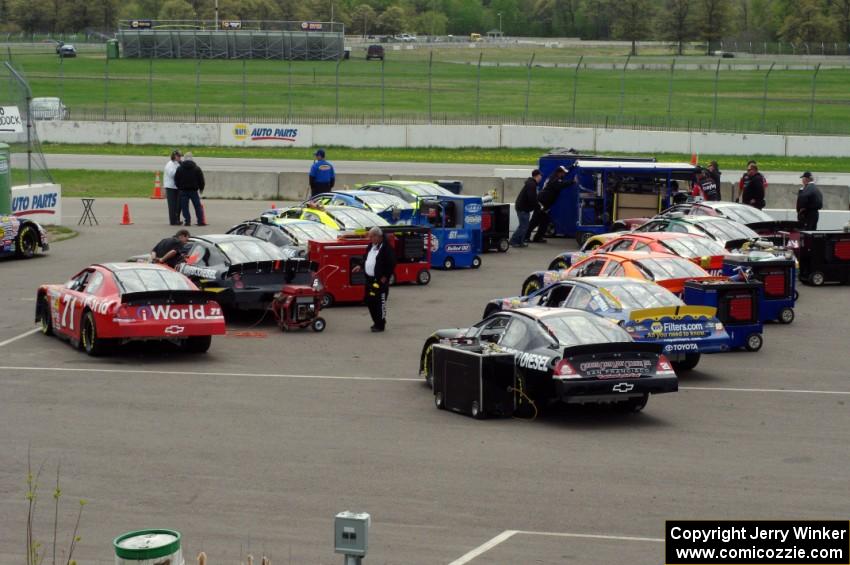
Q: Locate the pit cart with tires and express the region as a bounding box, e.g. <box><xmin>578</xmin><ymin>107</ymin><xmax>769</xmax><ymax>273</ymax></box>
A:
<box><xmin>683</xmin><ymin>280</ymin><xmax>764</xmax><ymax>352</ymax></box>
<box><xmin>481</xmin><ymin>202</ymin><xmax>510</xmax><ymax>253</ymax></box>
<box><xmin>414</xmin><ymin>195</ymin><xmax>483</xmax><ymax>270</ymax></box>
<box><xmin>798</xmin><ymin>230</ymin><xmax>850</xmax><ymax>286</ymax></box>
<box><xmin>0</xmin><ymin>215</ymin><xmax>49</xmax><ymax>259</ymax></box>
<box><xmin>722</xmin><ymin>255</ymin><xmax>797</xmax><ymax>324</ymax></box>
<box><xmin>271</xmin><ymin>282</ymin><xmax>326</xmax><ymax>332</ymax></box>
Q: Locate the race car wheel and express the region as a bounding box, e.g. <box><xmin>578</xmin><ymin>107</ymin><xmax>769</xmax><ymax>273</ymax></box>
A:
<box><xmin>184</xmin><ymin>335</ymin><xmax>212</xmax><ymax>353</ymax></box>
<box><xmin>320</xmin><ymin>293</ymin><xmax>334</xmax><ymax>308</ymax></box>
<box><xmin>521</xmin><ymin>276</ymin><xmax>543</xmax><ymax>296</ymax></box>
<box><xmin>615</xmin><ymin>393</ymin><xmax>648</xmax><ymax>414</ymax></box>
<box><xmin>809</xmin><ymin>271</ymin><xmax>825</xmax><ymax>286</ymax></box>
<box><xmin>388</xmin><ymin>274</ymin><xmax>396</xmax><ymax>286</ymax></box>
<box><xmin>672</xmin><ymin>353</ymin><xmax>701</xmax><ymax>372</ymax></box>
<box><xmin>779</xmin><ymin>307</ymin><xmax>795</xmax><ymax>324</ymax></box>
<box><xmin>793</xmin><ymin>289</ymin><xmax>800</xmax><ymax>301</ymax></box>
<box><xmin>471</xmin><ymin>256</ymin><xmax>482</xmax><ymax>269</ymax></box>
<box><xmin>416</xmin><ymin>270</ymin><xmax>431</xmax><ymax>285</ymax></box>
<box><xmin>470</xmin><ymin>400</ymin><xmax>484</xmax><ymax>419</ymax></box>
<box><xmin>548</xmin><ymin>258</ymin><xmax>569</xmax><ymax>271</ymax></box>
<box><xmin>576</xmin><ymin>231</ymin><xmax>592</xmax><ymax>246</ymax></box>
<box><xmin>39</xmin><ymin>295</ymin><xmax>53</xmax><ymax>336</ymax></box>
<box><xmin>443</xmin><ymin>257</ymin><xmax>455</xmax><ymax>270</ymax></box>
<box><xmin>312</xmin><ymin>317</ymin><xmax>326</xmax><ymax>332</ymax></box>
<box><xmin>497</xmin><ymin>238</ymin><xmax>509</xmax><ymax>253</ymax></box>
<box><xmin>745</xmin><ymin>333</ymin><xmax>763</xmax><ymax>352</ymax></box>
<box><xmin>81</xmin><ymin>311</ymin><xmax>110</xmax><ymax>356</ymax></box>
<box><xmin>422</xmin><ymin>341</ymin><xmax>436</xmax><ymax>388</ymax></box>
<box><xmin>16</xmin><ymin>225</ymin><xmax>39</xmax><ymax>258</ymax></box>
<box><xmin>434</xmin><ymin>391</ymin><xmax>444</xmax><ymax>409</ymax></box>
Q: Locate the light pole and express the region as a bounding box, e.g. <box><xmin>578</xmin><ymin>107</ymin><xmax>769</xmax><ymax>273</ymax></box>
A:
<box><xmin>498</xmin><ymin>12</ymin><xmax>502</xmax><ymax>37</ymax></box>
<box><xmin>214</xmin><ymin>0</ymin><xmax>219</xmax><ymax>30</ymax></box>
<box><xmin>363</xmin><ymin>12</ymin><xmax>367</xmax><ymax>39</ymax></box>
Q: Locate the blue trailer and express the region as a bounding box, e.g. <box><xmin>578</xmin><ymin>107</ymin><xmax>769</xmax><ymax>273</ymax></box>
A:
<box><xmin>414</xmin><ymin>195</ymin><xmax>483</xmax><ymax>270</ymax></box>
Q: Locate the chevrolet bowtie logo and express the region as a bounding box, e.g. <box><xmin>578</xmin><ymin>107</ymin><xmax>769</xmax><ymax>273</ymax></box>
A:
<box><xmin>612</xmin><ymin>383</ymin><xmax>635</xmax><ymax>393</ymax></box>
<box><xmin>164</xmin><ymin>325</ymin><xmax>185</xmax><ymax>335</ymax></box>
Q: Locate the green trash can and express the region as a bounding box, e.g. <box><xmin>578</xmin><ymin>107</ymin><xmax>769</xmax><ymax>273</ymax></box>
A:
<box><xmin>107</xmin><ymin>39</ymin><xmax>120</xmax><ymax>59</ymax></box>
<box><xmin>0</xmin><ymin>143</ymin><xmax>10</xmax><ymax>216</ymax></box>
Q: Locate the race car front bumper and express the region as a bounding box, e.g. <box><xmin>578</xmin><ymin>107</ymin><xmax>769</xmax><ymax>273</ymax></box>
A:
<box><xmin>555</xmin><ymin>375</ymin><xmax>678</xmax><ymax>403</ymax></box>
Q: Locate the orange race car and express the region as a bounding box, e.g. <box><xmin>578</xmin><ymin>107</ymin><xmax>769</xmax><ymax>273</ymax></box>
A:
<box><xmin>547</xmin><ymin>232</ymin><xmax>729</xmax><ymax>276</ymax></box>
<box><xmin>523</xmin><ymin>251</ymin><xmax>720</xmax><ymax>295</ymax></box>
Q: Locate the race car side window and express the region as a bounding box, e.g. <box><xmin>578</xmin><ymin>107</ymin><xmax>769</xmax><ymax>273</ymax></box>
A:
<box><xmin>545</xmin><ymin>284</ymin><xmax>573</xmax><ymax>307</ymax></box>
<box><xmin>184</xmin><ymin>243</ymin><xmax>206</xmax><ymax>265</ymax></box>
<box><xmin>602</xmin><ymin>261</ymin><xmax>625</xmax><ymax>277</ymax></box>
<box><xmin>267</xmin><ymin>229</ymin><xmax>291</xmax><ymax>247</ymax></box>
<box><xmin>478</xmin><ymin>316</ymin><xmax>510</xmax><ymax>343</ymax></box>
<box><xmin>66</xmin><ymin>270</ymin><xmax>91</xmax><ymax>291</ymax></box>
<box><xmin>499</xmin><ymin>319</ymin><xmax>530</xmax><ymax>349</ymax></box>
<box><xmin>581</xmin><ymin>259</ymin><xmax>606</xmax><ymax>277</ymax></box>
<box><xmin>253</xmin><ymin>225</ymin><xmax>274</xmax><ymax>242</ymax></box>
<box><xmin>669</xmin><ymin>222</ymin><xmax>689</xmax><ymax>233</ymax></box>
<box><xmin>84</xmin><ymin>271</ymin><xmax>105</xmax><ymax>295</ymax></box>
<box><xmin>282</xmin><ymin>209</ymin><xmax>302</xmax><ymax>219</ymax></box>
<box><xmin>633</xmin><ymin>242</ymin><xmax>651</xmax><ymax>252</ymax></box>
<box><xmin>608</xmin><ymin>239</ymin><xmax>634</xmax><ymax>252</ymax></box>
<box><xmin>638</xmin><ymin>220</ymin><xmax>666</xmax><ymax>232</ymax></box>
<box><xmin>303</xmin><ymin>212</ymin><xmax>322</xmax><ymax>223</ymax></box>
<box><xmin>564</xmin><ymin>287</ymin><xmax>593</xmax><ymax>310</ymax></box>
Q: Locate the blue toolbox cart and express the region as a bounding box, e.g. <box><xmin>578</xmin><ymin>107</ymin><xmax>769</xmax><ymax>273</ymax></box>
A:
<box><xmin>415</xmin><ymin>195</ymin><xmax>483</xmax><ymax>270</ymax></box>
<box><xmin>683</xmin><ymin>280</ymin><xmax>764</xmax><ymax>352</ymax></box>
<box><xmin>722</xmin><ymin>255</ymin><xmax>797</xmax><ymax>324</ymax></box>
<box><xmin>798</xmin><ymin>230</ymin><xmax>850</xmax><ymax>286</ymax></box>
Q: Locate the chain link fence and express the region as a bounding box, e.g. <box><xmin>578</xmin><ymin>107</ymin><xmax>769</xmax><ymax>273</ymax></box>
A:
<box><xmin>0</xmin><ymin>62</ymin><xmax>53</xmax><ymax>187</ymax></box>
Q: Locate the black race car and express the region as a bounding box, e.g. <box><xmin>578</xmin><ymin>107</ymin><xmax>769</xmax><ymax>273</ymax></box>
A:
<box><xmin>419</xmin><ymin>307</ymin><xmax>678</xmax><ymax>413</ymax></box>
<box><xmin>168</xmin><ymin>234</ymin><xmax>310</xmax><ymax>310</ymax></box>
<box><xmin>227</xmin><ymin>218</ymin><xmax>338</xmax><ymax>259</ymax></box>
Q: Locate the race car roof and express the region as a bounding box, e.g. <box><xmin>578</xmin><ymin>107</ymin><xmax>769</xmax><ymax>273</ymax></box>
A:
<box><xmin>99</xmin><ymin>262</ymin><xmax>173</xmax><ymax>272</ymax></box>
<box><xmin>583</xmin><ymin>250</ymin><xmax>685</xmax><ymax>261</ymax></box>
<box><xmin>575</xmin><ymin>160</ymin><xmax>698</xmax><ymax>172</ymax></box>
<box><xmin>619</xmin><ymin>231</ymin><xmax>710</xmax><ymax>241</ymax></box>
<box><xmin>509</xmin><ymin>306</ymin><xmax>595</xmax><ymax>320</ymax></box>
<box><xmin>192</xmin><ymin>234</ymin><xmax>255</xmax><ymax>244</ymax></box>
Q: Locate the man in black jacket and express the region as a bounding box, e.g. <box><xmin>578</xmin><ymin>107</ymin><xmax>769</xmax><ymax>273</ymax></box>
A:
<box><xmin>796</xmin><ymin>171</ymin><xmax>823</xmax><ymax>230</ymax></box>
<box><xmin>528</xmin><ymin>165</ymin><xmax>570</xmax><ymax>242</ymax></box>
<box><xmin>175</xmin><ymin>152</ymin><xmax>207</xmax><ymax>226</ymax></box>
<box><xmin>509</xmin><ymin>169</ymin><xmax>542</xmax><ymax>248</ymax></box>
<box><xmin>739</xmin><ymin>161</ymin><xmax>767</xmax><ymax>209</ymax></box>
<box><xmin>353</xmin><ymin>227</ymin><xmax>397</xmax><ymax>332</ymax></box>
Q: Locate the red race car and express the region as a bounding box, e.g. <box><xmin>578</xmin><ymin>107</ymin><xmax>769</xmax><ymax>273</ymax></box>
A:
<box><xmin>36</xmin><ymin>262</ymin><xmax>226</xmax><ymax>356</ymax></box>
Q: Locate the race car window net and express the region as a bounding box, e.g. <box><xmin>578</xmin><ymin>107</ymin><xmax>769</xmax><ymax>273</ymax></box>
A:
<box><xmin>543</xmin><ymin>314</ymin><xmax>631</xmax><ymax>346</ymax></box>
<box><xmin>601</xmin><ymin>282</ymin><xmax>681</xmax><ymax>310</ymax></box>
<box><xmin>115</xmin><ymin>268</ymin><xmax>193</xmax><ymax>294</ymax></box>
<box><xmin>218</xmin><ymin>240</ymin><xmax>287</xmax><ymax>263</ymax></box>
<box><xmin>661</xmin><ymin>237</ymin><xmax>725</xmax><ymax>258</ymax></box>
<box><xmin>633</xmin><ymin>257</ymin><xmax>707</xmax><ymax>280</ymax></box>
<box><xmin>694</xmin><ymin>218</ymin><xmax>758</xmax><ymax>241</ymax></box>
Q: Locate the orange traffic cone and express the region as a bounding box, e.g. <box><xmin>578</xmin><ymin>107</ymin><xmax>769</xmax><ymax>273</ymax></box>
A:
<box><xmin>120</xmin><ymin>203</ymin><xmax>133</xmax><ymax>225</ymax></box>
<box><xmin>150</xmin><ymin>171</ymin><xmax>164</xmax><ymax>199</ymax></box>
<box><xmin>690</xmin><ymin>152</ymin><xmax>698</xmax><ymax>165</ymax></box>
<box><xmin>270</xmin><ymin>202</ymin><xmax>276</xmax><ymax>209</ymax></box>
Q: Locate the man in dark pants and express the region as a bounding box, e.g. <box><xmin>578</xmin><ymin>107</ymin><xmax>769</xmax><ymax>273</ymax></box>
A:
<box><xmin>353</xmin><ymin>227</ymin><xmax>396</xmax><ymax>332</ymax></box>
<box><xmin>528</xmin><ymin>165</ymin><xmax>569</xmax><ymax>242</ymax></box>
<box><xmin>739</xmin><ymin>161</ymin><xmax>766</xmax><ymax>209</ymax></box>
<box><xmin>163</xmin><ymin>149</ymin><xmax>182</xmax><ymax>225</ymax></box>
<box><xmin>175</xmin><ymin>152</ymin><xmax>207</xmax><ymax>226</ymax></box>
<box><xmin>796</xmin><ymin>171</ymin><xmax>823</xmax><ymax>230</ymax></box>
<box><xmin>308</xmin><ymin>148</ymin><xmax>335</xmax><ymax>198</ymax></box>
<box><xmin>707</xmin><ymin>160</ymin><xmax>722</xmax><ymax>189</ymax></box>
<box><xmin>509</xmin><ymin>169</ymin><xmax>542</xmax><ymax>248</ymax></box>
<box><xmin>150</xmin><ymin>229</ymin><xmax>190</xmax><ymax>268</ymax></box>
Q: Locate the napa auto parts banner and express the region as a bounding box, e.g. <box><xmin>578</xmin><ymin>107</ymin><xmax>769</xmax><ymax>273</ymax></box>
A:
<box><xmin>11</xmin><ymin>183</ymin><xmax>62</xmax><ymax>224</ymax></box>
<box><xmin>222</xmin><ymin>123</ymin><xmax>313</xmax><ymax>147</ymax></box>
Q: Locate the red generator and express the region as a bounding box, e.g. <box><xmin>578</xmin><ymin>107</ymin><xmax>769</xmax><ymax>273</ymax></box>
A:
<box><xmin>271</xmin><ymin>283</ymin><xmax>327</xmax><ymax>332</ymax></box>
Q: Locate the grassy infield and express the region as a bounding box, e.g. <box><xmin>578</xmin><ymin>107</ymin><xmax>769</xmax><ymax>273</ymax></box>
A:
<box><xmin>9</xmin><ymin>45</ymin><xmax>850</xmax><ymax>197</ymax></box>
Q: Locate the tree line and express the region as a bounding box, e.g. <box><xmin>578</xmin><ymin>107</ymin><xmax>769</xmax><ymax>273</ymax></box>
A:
<box><xmin>2</xmin><ymin>0</ymin><xmax>849</xmax><ymax>49</ymax></box>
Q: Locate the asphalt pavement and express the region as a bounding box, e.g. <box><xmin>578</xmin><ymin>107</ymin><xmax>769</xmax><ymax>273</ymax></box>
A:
<box><xmin>1</xmin><ymin>198</ymin><xmax>849</xmax><ymax>564</ymax></box>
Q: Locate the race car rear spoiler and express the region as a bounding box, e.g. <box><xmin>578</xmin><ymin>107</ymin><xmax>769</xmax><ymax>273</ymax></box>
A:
<box><xmin>121</xmin><ymin>290</ymin><xmax>217</xmax><ymax>305</ymax></box>
<box><xmin>748</xmin><ymin>220</ymin><xmax>800</xmax><ymax>234</ymax></box>
<box><xmin>562</xmin><ymin>341</ymin><xmax>662</xmax><ymax>357</ymax></box>
<box><xmin>628</xmin><ymin>305</ymin><xmax>717</xmax><ymax>321</ymax></box>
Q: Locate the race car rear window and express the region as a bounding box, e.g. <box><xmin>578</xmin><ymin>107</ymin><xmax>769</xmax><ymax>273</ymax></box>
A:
<box><xmin>601</xmin><ymin>282</ymin><xmax>682</xmax><ymax>309</ymax></box>
<box><xmin>661</xmin><ymin>236</ymin><xmax>726</xmax><ymax>258</ymax></box>
<box><xmin>694</xmin><ymin>218</ymin><xmax>758</xmax><ymax>241</ymax></box>
<box><xmin>115</xmin><ymin>268</ymin><xmax>193</xmax><ymax>293</ymax></box>
<box><xmin>218</xmin><ymin>240</ymin><xmax>286</xmax><ymax>263</ymax></box>
<box><xmin>632</xmin><ymin>257</ymin><xmax>708</xmax><ymax>280</ymax></box>
<box><xmin>542</xmin><ymin>314</ymin><xmax>631</xmax><ymax>346</ymax></box>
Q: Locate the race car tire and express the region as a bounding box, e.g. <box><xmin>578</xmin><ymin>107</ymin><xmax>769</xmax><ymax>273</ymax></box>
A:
<box><xmin>793</xmin><ymin>289</ymin><xmax>800</xmax><ymax>301</ymax></box>
<box><xmin>416</xmin><ymin>270</ymin><xmax>431</xmax><ymax>285</ymax></box>
<box><xmin>320</xmin><ymin>293</ymin><xmax>334</xmax><ymax>308</ymax></box>
<box><xmin>443</xmin><ymin>257</ymin><xmax>455</xmax><ymax>270</ymax></box>
<box><xmin>421</xmin><ymin>340</ymin><xmax>436</xmax><ymax>388</ymax></box>
<box><xmin>672</xmin><ymin>353</ymin><xmax>701</xmax><ymax>372</ymax></box>
<box><xmin>745</xmin><ymin>333</ymin><xmax>763</xmax><ymax>352</ymax></box>
<box><xmin>184</xmin><ymin>335</ymin><xmax>212</xmax><ymax>353</ymax></box>
<box><xmin>81</xmin><ymin>311</ymin><xmax>111</xmax><ymax>357</ymax></box>
<box><xmin>311</xmin><ymin>317</ymin><xmax>326</xmax><ymax>332</ymax></box>
<box><xmin>497</xmin><ymin>238</ymin><xmax>510</xmax><ymax>253</ymax></box>
<box><xmin>388</xmin><ymin>273</ymin><xmax>396</xmax><ymax>286</ymax></box>
<box><xmin>434</xmin><ymin>391</ymin><xmax>444</xmax><ymax>409</ymax></box>
<box><xmin>16</xmin><ymin>225</ymin><xmax>39</xmax><ymax>258</ymax></box>
<box><xmin>39</xmin><ymin>295</ymin><xmax>53</xmax><ymax>336</ymax></box>
<box><xmin>809</xmin><ymin>271</ymin><xmax>825</xmax><ymax>286</ymax></box>
<box><xmin>576</xmin><ymin>231</ymin><xmax>592</xmax><ymax>246</ymax></box>
<box><xmin>548</xmin><ymin>258</ymin><xmax>570</xmax><ymax>271</ymax></box>
<box><xmin>779</xmin><ymin>307</ymin><xmax>795</xmax><ymax>324</ymax></box>
<box><xmin>470</xmin><ymin>400</ymin><xmax>484</xmax><ymax>419</ymax></box>
<box><xmin>471</xmin><ymin>256</ymin><xmax>482</xmax><ymax>269</ymax></box>
<box><xmin>521</xmin><ymin>275</ymin><xmax>543</xmax><ymax>296</ymax></box>
<box><xmin>614</xmin><ymin>393</ymin><xmax>649</xmax><ymax>413</ymax></box>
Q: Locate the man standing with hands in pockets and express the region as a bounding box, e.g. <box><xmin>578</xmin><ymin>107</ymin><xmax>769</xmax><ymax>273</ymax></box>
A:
<box><xmin>353</xmin><ymin>227</ymin><xmax>396</xmax><ymax>332</ymax></box>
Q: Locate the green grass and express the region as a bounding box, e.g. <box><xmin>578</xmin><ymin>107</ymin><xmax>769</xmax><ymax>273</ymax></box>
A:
<box><xmin>39</xmin><ymin>143</ymin><xmax>850</xmax><ymax>171</ymax></box>
<box><xmin>8</xmin><ymin>45</ymin><xmax>850</xmax><ymax>134</ymax></box>
<box><xmin>46</xmin><ymin>169</ymin><xmax>152</xmax><ymax>198</ymax></box>
<box><xmin>46</xmin><ymin>224</ymin><xmax>78</xmax><ymax>242</ymax></box>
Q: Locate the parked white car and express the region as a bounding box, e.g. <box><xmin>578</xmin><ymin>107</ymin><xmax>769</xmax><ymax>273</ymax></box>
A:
<box><xmin>31</xmin><ymin>97</ymin><xmax>69</xmax><ymax>120</ymax></box>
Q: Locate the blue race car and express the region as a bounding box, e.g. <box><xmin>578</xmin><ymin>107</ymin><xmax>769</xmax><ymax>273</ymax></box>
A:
<box><xmin>483</xmin><ymin>276</ymin><xmax>729</xmax><ymax>371</ymax></box>
<box><xmin>0</xmin><ymin>215</ymin><xmax>49</xmax><ymax>259</ymax></box>
<box><xmin>305</xmin><ymin>190</ymin><xmax>414</xmax><ymax>224</ymax></box>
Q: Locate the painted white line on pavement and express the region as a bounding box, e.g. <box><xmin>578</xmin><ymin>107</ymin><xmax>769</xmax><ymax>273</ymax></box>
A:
<box><xmin>0</xmin><ymin>328</ymin><xmax>40</xmax><ymax>348</ymax></box>
<box><xmin>0</xmin><ymin>365</ymin><xmax>420</xmax><ymax>382</ymax></box>
<box><xmin>449</xmin><ymin>529</ymin><xmax>663</xmax><ymax>564</ymax></box>
<box><xmin>681</xmin><ymin>386</ymin><xmax>850</xmax><ymax>396</ymax></box>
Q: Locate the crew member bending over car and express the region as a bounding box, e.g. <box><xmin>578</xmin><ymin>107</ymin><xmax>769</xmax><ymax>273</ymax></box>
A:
<box><xmin>309</xmin><ymin>148</ymin><xmax>335</xmax><ymax>197</ymax></box>
<box><xmin>150</xmin><ymin>229</ymin><xmax>191</xmax><ymax>268</ymax></box>
<box><xmin>528</xmin><ymin>165</ymin><xmax>570</xmax><ymax>243</ymax></box>
<box><xmin>353</xmin><ymin>227</ymin><xmax>396</xmax><ymax>332</ymax></box>
<box><xmin>510</xmin><ymin>169</ymin><xmax>542</xmax><ymax>248</ymax></box>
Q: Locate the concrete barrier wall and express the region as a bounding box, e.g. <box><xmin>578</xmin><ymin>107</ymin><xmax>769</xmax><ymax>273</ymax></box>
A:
<box><xmin>32</xmin><ymin>120</ymin><xmax>850</xmax><ymax>159</ymax></box>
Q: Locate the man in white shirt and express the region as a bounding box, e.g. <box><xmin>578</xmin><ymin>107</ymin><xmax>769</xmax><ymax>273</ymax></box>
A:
<box><xmin>353</xmin><ymin>227</ymin><xmax>397</xmax><ymax>332</ymax></box>
<box><xmin>163</xmin><ymin>149</ymin><xmax>182</xmax><ymax>225</ymax></box>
